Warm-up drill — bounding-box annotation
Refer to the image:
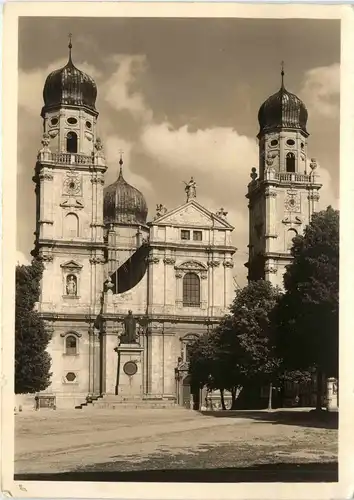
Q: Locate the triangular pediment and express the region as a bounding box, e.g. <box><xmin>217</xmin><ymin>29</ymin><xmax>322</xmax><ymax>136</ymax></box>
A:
<box><xmin>151</xmin><ymin>200</ymin><xmax>234</xmax><ymax>230</ymax></box>
<box><xmin>60</xmin><ymin>260</ymin><xmax>83</xmax><ymax>270</ymax></box>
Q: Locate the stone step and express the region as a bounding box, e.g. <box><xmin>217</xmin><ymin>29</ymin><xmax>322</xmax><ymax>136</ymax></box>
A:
<box><xmin>91</xmin><ymin>401</ymin><xmax>177</xmax><ymax>410</ymax></box>
<box><xmin>75</xmin><ymin>394</ymin><xmax>178</xmax><ymax>410</ymax></box>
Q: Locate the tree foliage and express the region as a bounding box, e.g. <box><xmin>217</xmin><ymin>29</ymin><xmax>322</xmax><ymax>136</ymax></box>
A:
<box><xmin>275</xmin><ymin>206</ymin><xmax>339</xmax><ymax>378</ymax></box>
<box><xmin>15</xmin><ymin>259</ymin><xmax>52</xmax><ymax>394</ymax></box>
<box><xmin>189</xmin><ymin>280</ymin><xmax>282</xmax><ymax>407</ymax></box>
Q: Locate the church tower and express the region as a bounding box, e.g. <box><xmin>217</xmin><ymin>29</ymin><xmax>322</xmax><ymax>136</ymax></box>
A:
<box><xmin>33</xmin><ymin>38</ymin><xmax>107</xmax><ymax>406</ymax></box>
<box><xmin>246</xmin><ymin>68</ymin><xmax>322</xmax><ymax>288</ymax></box>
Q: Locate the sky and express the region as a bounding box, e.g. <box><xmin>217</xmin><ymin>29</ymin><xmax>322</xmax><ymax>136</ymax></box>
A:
<box><xmin>17</xmin><ymin>17</ymin><xmax>340</xmax><ymax>286</ymax></box>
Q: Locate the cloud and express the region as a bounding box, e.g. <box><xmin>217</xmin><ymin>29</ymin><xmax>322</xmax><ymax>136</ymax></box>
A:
<box><xmin>139</xmin><ymin>122</ymin><xmax>258</xmax><ymax>285</ymax></box>
<box><xmin>101</xmin><ymin>55</ymin><xmax>153</xmax><ymax>124</ymax></box>
<box><xmin>300</xmin><ymin>63</ymin><xmax>340</xmax><ymax>118</ymax></box>
<box><xmin>304</xmin><ymin>158</ymin><xmax>338</xmax><ymax>210</ymax></box>
<box><xmin>104</xmin><ymin>135</ymin><xmax>153</xmax><ymax>194</ymax></box>
<box><xmin>16</xmin><ymin>250</ymin><xmax>31</xmax><ymax>266</ymax></box>
<box><xmin>140</xmin><ymin>122</ymin><xmax>258</xmax><ymax>175</ymax></box>
<box><xmin>317</xmin><ymin>167</ymin><xmax>339</xmax><ymax>210</ymax></box>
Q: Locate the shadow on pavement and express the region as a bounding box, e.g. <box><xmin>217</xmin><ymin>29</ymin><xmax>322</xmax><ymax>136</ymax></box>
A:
<box><xmin>199</xmin><ymin>410</ymin><xmax>338</xmax><ymax>429</ymax></box>
<box><xmin>15</xmin><ymin>462</ymin><xmax>338</xmax><ymax>483</ymax></box>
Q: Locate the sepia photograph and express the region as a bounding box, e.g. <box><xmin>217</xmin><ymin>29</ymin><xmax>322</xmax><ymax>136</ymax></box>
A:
<box><xmin>2</xmin><ymin>4</ymin><xmax>346</xmax><ymax>493</ymax></box>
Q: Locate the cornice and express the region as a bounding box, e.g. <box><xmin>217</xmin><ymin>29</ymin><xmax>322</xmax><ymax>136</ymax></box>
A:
<box><xmin>149</xmin><ymin>241</ymin><xmax>236</xmax><ymax>253</ymax></box>
<box><xmin>37</xmin><ymin>238</ymin><xmax>106</xmax><ymax>250</ymax></box>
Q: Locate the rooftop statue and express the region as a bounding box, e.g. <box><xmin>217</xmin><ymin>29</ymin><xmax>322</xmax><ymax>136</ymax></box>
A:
<box><xmin>184</xmin><ymin>176</ymin><xmax>197</xmax><ymax>201</ymax></box>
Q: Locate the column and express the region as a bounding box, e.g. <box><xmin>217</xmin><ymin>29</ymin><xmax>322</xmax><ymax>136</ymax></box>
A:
<box><xmin>100</xmin><ymin>321</ymin><xmax>107</xmax><ymax>395</ymax></box>
<box><xmin>163</xmin><ymin>332</ymin><xmax>177</xmax><ymax>398</ymax></box>
<box><xmin>147</xmin><ymin>255</ymin><xmax>160</xmax><ymax>314</ymax></box>
<box><xmin>104</xmin><ymin>320</ymin><xmax>120</xmax><ymax>395</ymax></box>
<box><xmin>163</xmin><ymin>256</ymin><xmax>176</xmax><ymax>307</ymax></box>
<box><xmin>39</xmin><ymin>170</ymin><xmax>54</xmax><ymax>240</ymax></box>
<box><xmin>149</xmin><ymin>329</ymin><xmax>163</xmax><ymax>397</ymax></box>
<box><xmin>92</xmin><ymin>330</ymin><xmax>101</xmax><ymax>396</ymax></box>
<box><xmin>90</xmin><ymin>176</ymin><xmax>98</xmax><ymax>243</ymax></box>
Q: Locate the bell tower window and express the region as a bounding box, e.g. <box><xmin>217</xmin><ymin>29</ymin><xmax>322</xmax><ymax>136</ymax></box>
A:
<box><xmin>286</xmin><ymin>152</ymin><xmax>295</xmax><ymax>173</ymax></box>
<box><xmin>66</xmin><ymin>131</ymin><xmax>78</xmax><ymax>153</ymax></box>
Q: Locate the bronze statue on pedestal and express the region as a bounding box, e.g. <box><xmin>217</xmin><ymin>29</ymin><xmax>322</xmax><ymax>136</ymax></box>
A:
<box><xmin>120</xmin><ymin>310</ymin><xmax>138</xmax><ymax>344</ymax></box>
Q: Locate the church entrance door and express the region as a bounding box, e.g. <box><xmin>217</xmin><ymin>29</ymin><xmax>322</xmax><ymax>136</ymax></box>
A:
<box><xmin>182</xmin><ymin>375</ymin><xmax>191</xmax><ymax>408</ymax></box>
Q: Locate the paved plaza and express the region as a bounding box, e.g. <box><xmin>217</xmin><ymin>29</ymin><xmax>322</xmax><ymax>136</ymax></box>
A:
<box><xmin>15</xmin><ymin>407</ymin><xmax>338</xmax><ymax>482</ymax></box>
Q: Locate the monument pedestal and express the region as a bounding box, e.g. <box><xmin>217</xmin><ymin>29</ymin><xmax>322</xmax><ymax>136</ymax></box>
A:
<box><xmin>115</xmin><ymin>343</ymin><xmax>144</xmax><ymax>397</ymax></box>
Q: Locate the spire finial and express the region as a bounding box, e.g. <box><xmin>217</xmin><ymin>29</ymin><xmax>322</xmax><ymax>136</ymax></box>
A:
<box><xmin>118</xmin><ymin>149</ymin><xmax>124</xmax><ymax>176</ymax></box>
<box><xmin>281</xmin><ymin>60</ymin><xmax>285</xmax><ymax>89</ymax></box>
<box><xmin>68</xmin><ymin>33</ymin><xmax>73</xmax><ymax>62</ymax></box>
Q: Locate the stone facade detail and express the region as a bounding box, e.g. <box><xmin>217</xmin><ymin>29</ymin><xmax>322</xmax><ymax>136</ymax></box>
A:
<box><xmin>30</xmin><ymin>47</ymin><xmax>238</xmax><ymax>411</ymax></box>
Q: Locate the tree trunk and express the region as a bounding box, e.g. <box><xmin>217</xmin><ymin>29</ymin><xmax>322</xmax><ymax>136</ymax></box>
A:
<box><xmin>220</xmin><ymin>389</ymin><xmax>226</xmax><ymax>410</ymax></box>
<box><xmin>267</xmin><ymin>383</ymin><xmax>273</xmax><ymax>411</ymax></box>
<box><xmin>316</xmin><ymin>369</ymin><xmax>323</xmax><ymax>411</ymax></box>
<box><xmin>279</xmin><ymin>382</ymin><xmax>285</xmax><ymax>408</ymax></box>
<box><xmin>231</xmin><ymin>387</ymin><xmax>237</xmax><ymax>410</ymax></box>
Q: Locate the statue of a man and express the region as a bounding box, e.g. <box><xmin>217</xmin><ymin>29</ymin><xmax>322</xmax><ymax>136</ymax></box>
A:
<box><xmin>121</xmin><ymin>310</ymin><xmax>137</xmax><ymax>344</ymax></box>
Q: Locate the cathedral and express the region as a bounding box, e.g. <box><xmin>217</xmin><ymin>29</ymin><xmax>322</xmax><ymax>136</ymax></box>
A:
<box><xmin>32</xmin><ymin>44</ymin><xmax>321</xmax><ymax>410</ymax></box>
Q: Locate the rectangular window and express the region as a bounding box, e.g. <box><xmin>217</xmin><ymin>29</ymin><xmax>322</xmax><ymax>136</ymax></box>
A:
<box><xmin>181</xmin><ymin>230</ymin><xmax>190</xmax><ymax>240</ymax></box>
<box><xmin>193</xmin><ymin>231</ymin><xmax>202</xmax><ymax>241</ymax></box>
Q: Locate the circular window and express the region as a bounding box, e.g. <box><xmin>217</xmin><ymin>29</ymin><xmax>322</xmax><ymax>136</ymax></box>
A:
<box><xmin>50</xmin><ymin>117</ymin><xmax>58</xmax><ymax>126</ymax></box>
<box><xmin>67</xmin><ymin>117</ymin><xmax>78</xmax><ymax>125</ymax></box>
<box><xmin>287</xmin><ymin>139</ymin><xmax>295</xmax><ymax>146</ymax></box>
<box><xmin>123</xmin><ymin>361</ymin><xmax>138</xmax><ymax>376</ymax></box>
<box><xmin>86</xmin><ymin>121</ymin><xmax>92</xmax><ymax>129</ymax></box>
<box><xmin>270</xmin><ymin>140</ymin><xmax>278</xmax><ymax>147</ymax></box>
<box><xmin>66</xmin><ymin>372</ymin><xmax>76</xmax><ymax>382</ymax></box>
<box><xmin>69</xmin><ymin>181</ymin><xmax>76</xmax><ymax>190</ymax></box>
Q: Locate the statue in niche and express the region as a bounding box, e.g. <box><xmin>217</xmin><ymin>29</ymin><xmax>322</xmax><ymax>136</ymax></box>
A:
<box><xmin>120</xmin><ymin>310</ymin><xmax>138</xmax><ymax>344</ymax></box>
<box><xmin>66</xmin><ymin>274</ymin><xmax>77</xmax><ymax>296</ymax></box>
<box><xmin>184</xmin><ymin>177</ymin><xmax>197</xmax><ymax>201</ymax></box>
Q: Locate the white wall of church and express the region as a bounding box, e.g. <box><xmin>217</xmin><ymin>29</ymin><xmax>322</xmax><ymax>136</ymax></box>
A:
<box><xmin>45</xmin><ymin>325</ymin><xmax>90</xmax><ymax>408</ymax></box>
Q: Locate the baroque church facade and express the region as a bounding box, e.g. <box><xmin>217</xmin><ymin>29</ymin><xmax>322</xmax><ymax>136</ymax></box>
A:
<box><xmin>32</xmin><ymin>45</ymin><xmax>321</xmax><ymax>409</ymax></box>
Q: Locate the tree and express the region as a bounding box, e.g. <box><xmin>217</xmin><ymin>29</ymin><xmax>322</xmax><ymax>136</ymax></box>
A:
<box><xmin>15</xmin><ymin>259</ymin><xmax>52</xmax><ymax>394</ymax></box>
<box><xmin>189</xmin><ymin>280</ymin><xmax>282</xmax><ymax>409</ymax></box>
<box><xmin>188</xmin><ymin>332</ymin><xmax>228</xmax><ymax>409</ymax></box>
<box><xmin>220</xmin><ymin>280</ymin><xmax>282</xmax><ymax>408</ymax></box>
<box><xmin>275</xmin><ymin>206</ymin><xmax>339</xmax><ymax>409</ymax></box>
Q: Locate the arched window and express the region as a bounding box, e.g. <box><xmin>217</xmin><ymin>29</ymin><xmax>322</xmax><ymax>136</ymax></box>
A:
<box><xmin>64</xmin><ymin>212</ymin><xmax>79</xmax><ymax>238</ymax></box>
<box><xmin>183</xmin><ymin>272</ymin><xmax>200</xmax><ymax>307</ymax></box>
<box><xmin>66</xmin><ymin>131</ymin><xmax>78</xmax><ymax>153</ymax></box>
<box><xmin>286</xmin><ymin>228</ymin><xmax>298</xmax><ymax>250</ymax></box>
<box><xmin>65</xmin><ymin>335</ymin><xmax>77</xmax><ymax>355</ymax></box>
<box><xmin>286</xmin><ymin>152</ymin><xmax>296</xmax><ymax>173</ymax></box>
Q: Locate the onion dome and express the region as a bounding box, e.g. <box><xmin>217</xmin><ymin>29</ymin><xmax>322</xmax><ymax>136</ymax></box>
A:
<box><xmin>41</xmin><ymin>36</ymin><xmax>97</xmax><ymax>116</ymax></box>
<box><xmin>258</xmin><ymin>68</ymin><xmax>308</xmax><ymax>137</ymax></box>
<box><xmin>104</xmin><ymin>157</ymin><xmax>148</xmax><ymax>226</ymax></box>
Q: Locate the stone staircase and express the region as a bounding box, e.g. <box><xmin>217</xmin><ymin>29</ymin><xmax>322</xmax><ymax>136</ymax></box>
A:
<box><xmin>75</xmin><ymin>394</ymin><xmax>177</xmax><ymax>410</ymax></box>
